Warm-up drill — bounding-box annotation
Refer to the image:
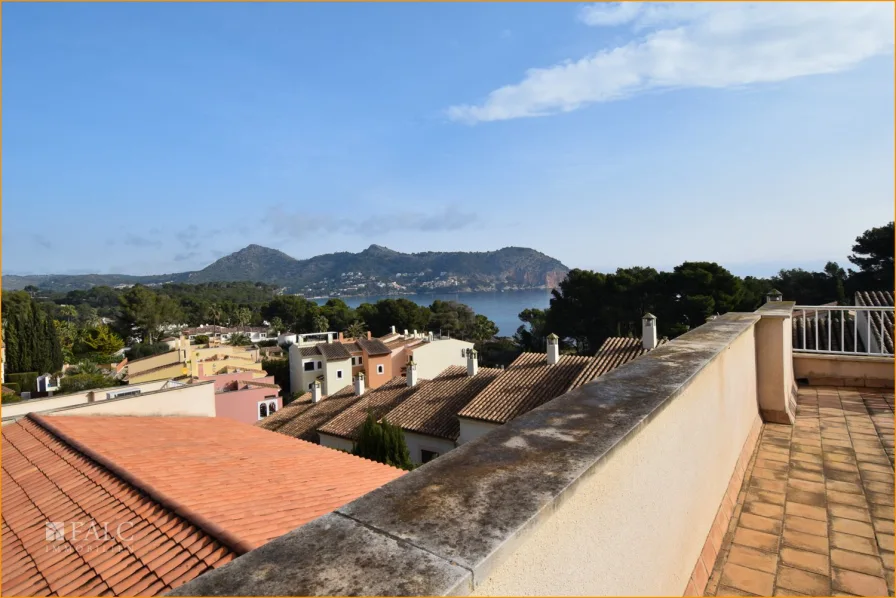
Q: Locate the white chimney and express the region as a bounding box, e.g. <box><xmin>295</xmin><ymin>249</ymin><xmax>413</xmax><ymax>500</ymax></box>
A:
<box><xmin>354</xmin><ymin>372</ymin><xmax>365</xmax><ymax>396</ymax></box>
<box><xmin>642</xmin><ymin>313</ymin><xmax>658</xmax><ymax>350</ymax></box>
<box><xmin>467</xmin><ymin>348</ymin><xmax>478</xmax><ymax>377</ymax></box>
<box><xmin>311</xmin><ymin>380</ymin><xmax>322</xmax><ymax>403</ymax></box>
<box><xmin>428</xmin><ymin>331</ymin><xmax>434</xmax><ymax>342</ymax></box>
<box><xmin>391</xmin><ymin>325</ymin><xmax>396</xmax><ymax>334</ymax></box>
<box><xmin>407</xmin><ymin>360</ymin><xmax>418</xmax><ymax>387</ymax></box>
<box><xmin>403</xmin><ymin>329</ymin><xmax>409</xmax><ymax>337</ymax></box>
<box><xmin>546</xmin><ymin>333</ymin><xmax>560</xmax><ymax>365</ymax></box>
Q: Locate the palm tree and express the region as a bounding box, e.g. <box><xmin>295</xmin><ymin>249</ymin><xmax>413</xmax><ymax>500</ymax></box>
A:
<box><xmin>345</xmin><ymin>320</ymin><xmax>367</xmax><ymax>340</ymax></box>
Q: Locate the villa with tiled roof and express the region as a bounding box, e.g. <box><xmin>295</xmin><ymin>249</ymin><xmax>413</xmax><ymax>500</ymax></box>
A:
<box><xmin>458</xmin><ymin>314</ymin><xmax>667</xmax><ymax>444</ymax></box>
<box><xmin>1</xmin><ymin>414</ymin><xmax>405</xmax><ymax>596</ymax></box>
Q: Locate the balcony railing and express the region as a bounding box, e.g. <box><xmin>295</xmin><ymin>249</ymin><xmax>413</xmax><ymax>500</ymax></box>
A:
<box><xmin>793</xmin><ymin>305</ymin><xmax>894</xmax><ymax>357</ymax></box>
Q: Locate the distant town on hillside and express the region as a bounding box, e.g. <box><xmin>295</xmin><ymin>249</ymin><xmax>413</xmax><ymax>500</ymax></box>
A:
<box><xmin>2</xmin><ymin>244</ymin><xmax>570</xmax><ymax>296</ymax></box>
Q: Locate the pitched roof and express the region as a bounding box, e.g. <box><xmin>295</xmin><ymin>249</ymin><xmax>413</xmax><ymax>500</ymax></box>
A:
<box><xmin>317</xmin><ymin>377</ymin><xmax>419</xmax><ymax>441</ymax></box>
<box><xmin>385</xmin><ymin>337</ymin><xmax>423</xmax><ymax>350</ymax></box>
<box><xmin>2</xmin><ymin>417</ymin><xmax>236</xmax><ymax>597</ymax></box>
<box><xmin>256</xmin><ymin>387</ymin><xmax>361</xmax><ymax>443</ymax></box>
<box><xmin>855</xmin><ymin>291</ymin><xmax>894</xmax><ymax>354</ymax></box>
<box><xmin>582</xmin><ymin>336</ymin><xmax>668</xmax><ymax>386</ymax></box>
<box><xmin>356</xmin><ymin>338</ymin><xmax>392</xmax><ymax>356</ymax></box>
<box><xmin>341</xmin><ymin>341</ymin><xmax>363</xmax><ymax>354</ymax></box>
<box><xmin>2</xmin><ymin>415</ymin><xmax>405</xmax><ymax>597</ymax></box>
<box><xmin>381</xmin><ymin>366</ymin><xmax>502</xmax><ymax>441</ymax></box>
<box><xmin>457</xmin><ymin>353</ymin><xmax>601</xmax><ymax>424</ymax></box>
<box><xmin>299</xmin><ymin>346</ymin><xmax>321</xmax><ymax>357</ymax></box>
<box><xmin>316</xmin><ymin>342</ymin><xmax>352</xmax><ymax>361</ymax></box>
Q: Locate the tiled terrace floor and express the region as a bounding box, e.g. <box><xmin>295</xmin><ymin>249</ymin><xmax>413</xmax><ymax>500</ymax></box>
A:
<box><xmin>707</xmin><ymin>386</ymin><xmax>895</xmax><ymax>596</ymax></box>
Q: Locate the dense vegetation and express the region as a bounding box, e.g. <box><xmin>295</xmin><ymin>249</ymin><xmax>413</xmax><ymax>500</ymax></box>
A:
<box><xmin>517</xmin><ymin>222</ymin><xmax>893</xmax><ymax>355</ymax></box>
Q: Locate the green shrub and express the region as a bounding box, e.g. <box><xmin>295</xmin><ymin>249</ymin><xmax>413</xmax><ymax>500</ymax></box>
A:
<box><xmin>59</xmin><ymin>373</ymin><xmax>117</xmax><ymax>394</ymax></box>
<box><xmin>2</xmin><ymin>392</ymin><xmax>22</xmax><ymax>404</ymax></box>
<box><xmin>7</xmin><ymin>372</ymin><xmax>38</xmax><ymax>394</ymax></box>
<box><xmin>194</xmin><ymin>335</ymin><xmax>210</xmax><ymax>345</ymax></box>
<box><xmin>352</xmin><ymin>413</ymin><xmax>414</xmax><ymax>470</ymax></box>
<box><xmin>125</xmin><ymin>343</ymin><xmax>171</xmax><ymax>360</ymax></box>
<box><xmin>3</xmin><ymin>382</ymin><xmax>20</xmax><ymax>395</ymax></box>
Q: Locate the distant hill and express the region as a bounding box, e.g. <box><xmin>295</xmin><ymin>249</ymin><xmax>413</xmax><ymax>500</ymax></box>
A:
<box><xmin>3</xmin><ymin>245</ymin><xmax>570</xmax><ymax>294</ymax></box>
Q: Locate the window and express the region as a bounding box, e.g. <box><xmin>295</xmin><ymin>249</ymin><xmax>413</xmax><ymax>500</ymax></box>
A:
<box><xmin>309</xmin><ymin>383</ymin><xmax>313</xmax><ymax>390</ymax></box>
<box><xmin>421</xmin><ymin>450</ymin><xmax>439</xmax><ymax>464</ymax></box>
<box><xmin>337</xmin><ymin>370</ymin><xmax>343</xmax><ymax>379</ymax></box>
<box><xmin>317</xmin><ymin>361</ymin><xmax>322</xmax><ymax>370</ymax></box>
<box><xmin>304</xmin><ymin>361</ymin><xmax>315</xmax><ymax>372</ymax></box>
<box><xmin>358</xmin><ymin>356</ymin><xmax>363</xmax><ymax>364</ymax></box>
<box><xmin>257</xmin><ymin>399</ymin><xmax>277</xmax><ymax>421</ymax></box>
<box><xmin>351</xmin><ymin>357</ymin><xmax>357</xmax><ymax>366</ymax></box>
<box><xmin>377</xmin><ymin>364</ymin><xmax>384</xmax><ymax>375</ymax></box>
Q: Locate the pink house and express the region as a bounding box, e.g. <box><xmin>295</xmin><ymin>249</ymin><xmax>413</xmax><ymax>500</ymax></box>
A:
<box><xmin>195</xmin><ymin>369</ymin><xmax>282</xmax><ymax>425</ymax></box>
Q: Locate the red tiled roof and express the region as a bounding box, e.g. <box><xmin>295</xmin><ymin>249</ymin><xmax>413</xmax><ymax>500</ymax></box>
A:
<box><xmin>317</xmin><ymin>377</ymin><xmax>419</xmax><ymax>441</ymax></box>
<box><xmin>256</xmin><ymin>387</ymin><xmax>361</xmax><ymax>443</ymax></box>
<box><xmin>2</xmin><ymin>415</ymin><xmax>405</xmax><ymax>597</ymax></box>
<box><xmin>1</xmin><ymin>417</ymin><xmax>237</xmax><ymax>597</ymax></box>
<box><xmin>381</xmin><ymin>366</ymin><xmax>502</xmax><ymax>441</ymax></box>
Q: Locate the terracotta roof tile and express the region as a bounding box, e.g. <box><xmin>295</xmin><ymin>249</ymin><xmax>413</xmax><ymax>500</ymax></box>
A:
<box><xmin>317</xmin><ymin>377</ymin><xmax>420</xmax><ymax>441</ymax></box>
<box><xmin>298</xmin><ymin>346</ymin><xmax>321</xmax><ymax>357</ymax></box>
<box><xmin>256</xmin><ymin>387</ymin><xmax>362</xmax><ymax>443</ymax></box>
<box><xmin>381</xmin><ymin>366</ymin><xmax>502</xmax><ymax>441</ymax></box>
<box><xmin>356</xmin><ymin>338</ymin><xmax>392</xmax><ymax>357</ymax></box>
<box><xmin>855</xmin><ymin>290</ymin><xmax>894</xmax><ymax>353</ymax></box>
<box><xmin>457</xmin><ymin>339</ymin><xmax>664</xmax><ymax>425</ymax></box>
<box><xmin>2</xmin><ymin>415</ymin><xmax>405</xmax><ymax>596</ymax></box>
<box><xmin>1</xmin><ymin>418</ymin><xmax>233</xmax><ymax>597</ymax></box>
<box><xmin>316</xmin><ymin>343</ymin><xmax>352</xmax><ymax>361</ymax></box>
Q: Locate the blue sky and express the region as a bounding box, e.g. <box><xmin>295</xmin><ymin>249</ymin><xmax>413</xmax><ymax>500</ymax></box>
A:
<box><xmin>3</xmin><ymin>2</ymin><xmax>893</xmax><ymax>277</ymax></box>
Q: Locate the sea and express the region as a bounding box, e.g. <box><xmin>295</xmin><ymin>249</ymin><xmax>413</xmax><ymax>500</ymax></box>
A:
<box><xmin>310</xmin><ymin>289</ymin><xmax>552</xmax><ymax>337</ymax></box>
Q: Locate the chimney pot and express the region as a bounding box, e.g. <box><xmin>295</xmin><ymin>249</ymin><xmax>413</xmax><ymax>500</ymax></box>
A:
<box><xmin>467</xmin><ymin>348</ymin><xmax>478</xmax><ymax>377</ymax></box>
<box><xmin>642</xmin><ymin>313</ymin><xmax>658</xmax><ymax>350</ymax></box>
<box><xmin>354</xmin><ymin>373</ymin><xmax>365</xmax><ymax>396</ymax></box>
<box><xmin>406</xmin><ymin>360</ymin><xmax>418</xmax><ymax>387</ymax></box>
<box><xmin>311</xmin><ymin>381</ymin><xmax>322</xmax><ymax>403</ymax></box>
<box><xmin>546</xmin><ymin>333</ymin><xmax>560</xmax><ymax>365</ymax></box>
<box><xmin>403</xmin><ymin>329</ymin><xmax>409</xmax><ymax>337</ymax></box>
<box><xmin>391</xmin><ymin>325</ymin><xmax>396</xmax><ymax>334</ymax></box>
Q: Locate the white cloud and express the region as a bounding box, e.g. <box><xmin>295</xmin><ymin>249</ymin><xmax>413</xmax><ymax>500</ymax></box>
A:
<box><xmin>448</xmin><ymin>2</ymin><xmax>894</xmax><ymax>123</ymax></box>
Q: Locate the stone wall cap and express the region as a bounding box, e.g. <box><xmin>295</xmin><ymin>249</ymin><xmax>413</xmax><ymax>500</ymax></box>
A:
<box><xmin>173</xmin><ymin>312</ymin><xmax>761</xmax><ymax>596</ymax></box>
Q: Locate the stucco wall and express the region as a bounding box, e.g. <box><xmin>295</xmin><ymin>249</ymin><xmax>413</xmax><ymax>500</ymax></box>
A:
<box><xmin>126</xmin><ymin>350</ymin><xmax>181</xmax><ymax>377</ymax></box>
<box><xmin>472</xmin><ymin>325</ymin><xmax>760</xmax><ymax>596</ymax></box>
<box><xmin>402</xmin><ymin>431</ymin><xmax>456</xmax><ymax>465</ymax></box>
<box><xmin>364</xmin><ymin>353</ymin><xmax>392</xmax><ymax>389</ymax></box>
<box><xmin>323</xmin><ymin>358</ymin><xmax>351</xmax><ymax>396</ymax></box>
<box><xmin>319</xmin><ymin>433</ymin><xmax>354</xmax><ymax>452</ymax></box>
<box><xmin>794</xmin><ymin>353</ymin><xmax>894</xmax><ymax>387</ymax></box>
<box><xmin>215</xmin><ymin>387</ymin><xmax>281</xmax><ymax>424</ymax></box>
<box><xmin>43</xmin><ymin>383</ymin><xmax>217</xmax><ymax>418</ymax></box>
<box><xmin>411</xmin><ymin>339</ymin><xmax>474</xmax><ymax>380</ymax></box>
<box><xmin>128</xmin><ymin>363</ymin><xmax>188</xmax><ymax>384</ymax></box>
<box><xmin>457</xmin><ymin>417</ymin><xmax>500</xmax><ymax>446</ymax></box>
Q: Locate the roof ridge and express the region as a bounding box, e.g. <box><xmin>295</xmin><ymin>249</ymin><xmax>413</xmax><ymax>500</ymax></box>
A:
<box><xmin>27</xmin><ymin>413</ymin><xmax>255</xmax><ymax>556</ymax></box>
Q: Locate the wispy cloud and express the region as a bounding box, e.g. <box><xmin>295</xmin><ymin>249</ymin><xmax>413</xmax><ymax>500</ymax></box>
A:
<box><xmin>33</xmin><ymin>236</ymin><xmax>54</xmax><ymax>250</ymax></box>
<box><xmin>263</xmin><ymin>205</ymin><xmax>478</xmax><ymax>237</ymax></box>
<box><xmin>123</xmin><ymin>233</ymin><xmax>162</xmax><ymax>248</ymax></box>
<box><xmin>447</xmin><ymin>2</ymin><xmax>894</xmax><ymax>123</ymax></box>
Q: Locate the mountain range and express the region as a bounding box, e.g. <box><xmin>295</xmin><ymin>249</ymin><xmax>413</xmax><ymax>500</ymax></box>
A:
<box><xmin>3</xmin><ymin>245</ymin><xmax>570</xmax><ymax>294</ymax></box>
